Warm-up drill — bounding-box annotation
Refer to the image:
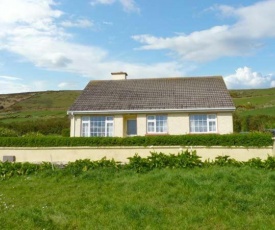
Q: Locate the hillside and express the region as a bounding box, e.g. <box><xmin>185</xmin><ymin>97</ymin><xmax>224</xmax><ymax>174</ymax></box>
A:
<box><xmin>0</xmin><ymin>90</ymin><xmax>81</xmax><ymax>123</ymax></box>
<box><xmin>0</xmin><ymin>88</ymin><xmax>274</xmax><ymax>124</ymax></box>
<box><xmin>230</xmin><ymin>88</ymin><xmax>275</xmax><ymax>116</ymax></box>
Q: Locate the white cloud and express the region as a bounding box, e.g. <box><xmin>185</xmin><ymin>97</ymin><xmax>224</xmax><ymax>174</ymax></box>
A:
<box><xmin>0</xmin><ymin>0</ymin><xmax>62</xmax><ymax>24</ymax></box>
<box><xmin>58</xmin><ymin>81</ymin><xmax>79</xmax><ymax>89</ymax></box>
<box><xmin>0</xmin><ymin>75</ymin><xmax>21</xmax><ymax>81</ymax></box>
<box><xmin>0</xmin><ymin>75</ymin><xmax>31</xmax><ymax>94</ymax></box>
<box><xmin>224</xmin><ymin>67</ymin><xmax>274</xmax><ymax>89</ymax></box>
<box><xmin>90</xmin><ymin>0</ymin><xmax>139</xmax><ymax>13</ymax></box>
<box><xmin>60</xmin><ymin>19</ymin><xmax>93</xmax><ymax>28</ymax></box>
<box><xmin>90</xmin><ymin>0</ymin><xmax>115</xmax><ymax>5</ymax></box>
<box><xmin>271</xmin><ymin>81</ymin><xmax>275</xmax><ymax>88</ymax></box>
<box><xmin>133</xmin><ymin>0</ymin><xmax>275</xmax><ymax>62</ymax></box>
<box><xmin>0</xmin><ymin>0</ymin><xmax>187</xmax><ymax>92</ymax></box>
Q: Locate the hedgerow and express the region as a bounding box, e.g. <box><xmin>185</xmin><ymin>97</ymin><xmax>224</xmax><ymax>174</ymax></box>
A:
<box><xmin>0</xmin><ymin>133</ymin><xmax>272</xmax><ymax>147</ymax></box>
<box><xmin>1</xmin><ymin>151</ymin><xmax>275</xmax><ymax>178</ymax></box>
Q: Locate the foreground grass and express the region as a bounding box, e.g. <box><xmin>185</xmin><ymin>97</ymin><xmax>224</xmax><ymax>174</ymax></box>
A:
<box><xmin>0</xmin><ymin>167</ymin><xmax>275</xmax><ymax>229</ymax></box>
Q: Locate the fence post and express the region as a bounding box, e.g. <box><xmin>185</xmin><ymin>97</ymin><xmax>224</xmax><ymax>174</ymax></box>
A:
<box><xmin>272</xmin><ymin>138</ymin><xmax>275</xmax><ymax>157</ymax></box>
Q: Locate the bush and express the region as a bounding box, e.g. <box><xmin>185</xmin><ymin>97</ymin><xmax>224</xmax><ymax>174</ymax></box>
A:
<box><xmin>1</xmin><ymin>151</ymin><xmax>275</xmax><ymax>178</ymax></box>
<box><xmin>0</xmin><ymin>127</ymin><xmax>19</xmax><ymax>137</ymax></box>
<box><xmin>0</xmin><ymin>133</ymin><xmax>272</xmax><ymax>147</ymax></box>
<box><xmin>61</xmin><ymin>128</ymin><xmax>70</xmax><ymax>137</ymax></box>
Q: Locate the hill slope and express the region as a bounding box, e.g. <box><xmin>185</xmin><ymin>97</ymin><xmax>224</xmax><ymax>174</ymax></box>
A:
<box><xmin>0</xmin><ymin>90</ymin><xmax>81</xmax><ymax>123</ymax></box>
<box><xmin>0</xmin><ymin>88</ymin><xmax>274</xmax><ymax>124</ymax></box>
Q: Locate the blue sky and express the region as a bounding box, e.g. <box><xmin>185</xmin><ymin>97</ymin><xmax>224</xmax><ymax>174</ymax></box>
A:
<box><xmin>0</xmin><ymin>0</ymin><xmax>275</xmax><ymax>94</ymax></box>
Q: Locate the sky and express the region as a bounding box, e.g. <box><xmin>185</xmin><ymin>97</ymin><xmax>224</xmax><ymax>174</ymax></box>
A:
<box><xmin>0</xmin><ymin>0</ymin><xmax>275</xmax><ymax>94</ymax></box>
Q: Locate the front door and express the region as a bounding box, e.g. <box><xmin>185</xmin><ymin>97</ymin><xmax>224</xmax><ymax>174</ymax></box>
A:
<box><xmin>127</xmin><ymin>119</ymin><xmax>137</xmax><ymax>136</ymax></box>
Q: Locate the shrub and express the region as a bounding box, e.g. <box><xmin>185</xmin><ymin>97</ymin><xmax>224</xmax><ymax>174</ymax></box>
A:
<box><xmin>0</xmin><ymin>127</ymin><xmax>19</xmax><ymax>137</ymax></box>
<box><xmin>61</xmin><ymin>128</ymin><xmax>70</xmax><ymax>137</ymax></box>
<box><xmin>1</xmin><ymin>152</ymin><xmax>275</xmax><ymax>179</ymax></box>
<box><xmin>0</xmin><ymin>133</ymin><xmax>272</xmax><ymax>147</ymax></box>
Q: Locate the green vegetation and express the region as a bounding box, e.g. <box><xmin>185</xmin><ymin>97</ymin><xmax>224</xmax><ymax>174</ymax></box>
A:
<box><xmin>1</xmin><ymin>151</ymin><xmax>275</xmax><ymax>179</ymax></box>
<box><xmin>230</xmin><ymin>88</ymin><xmax>275</xmax><ymax>116</ymax></box>
<box><xmin>0</xmin><ymin>117</ymin><xmax>70</xmax><ymax>136</ymax></box>
<box><xmin>0</xmin><ymin>133</ymin><xmax>272</xmax><ymax>147</ymax></box>
<box><xmin>0</xmin><ymin>158</ymin><xmax>275</xmax><ymax>229</ymax></box>
<box><xmin>0</xmin><ymin>90</ymin><xmax>81</xmax><ymax>124</ymax></box>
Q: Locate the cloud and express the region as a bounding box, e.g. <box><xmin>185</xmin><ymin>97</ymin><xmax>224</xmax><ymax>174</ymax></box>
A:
<box><xmin>0</xmin><ymin>75</ymin><xmax>21</xmax><ymax>81</ymax></box>
<box><xmin>58</xmin><ymin>81</ymin><xmax>79</xmax><ymax>89</ymax></box>
<box><xmin>133</xmin><ymin>0</ymin><xmax>275</xmax><ymax>62</ymax></box>
<box><xmin>0</xmin><ymin>75</ymin><xmax>31</xmax><ymax>94</ymax></box>
<box><xmin>224</xmin><ymin>67</ymin><xmax>275</xmax><ymax>89</ymax></box>
<box><xmin>90</xmin><ymin>0</ymin><xmax>139</xmax><ymax>13</ymax></box>
<box><xmin>0</xmin><ymin>0</ymin><xmax>62</xmax><ymax>24</ymax></box>
<box><xmin>0</xmin><ymin>0</ymin><xmax>187</xmax><ymax>91</ymax></box>
<box><xmin>60</xmin><ymin>19</ymin><xmax>93</xmax><ymax>28</ymax></box>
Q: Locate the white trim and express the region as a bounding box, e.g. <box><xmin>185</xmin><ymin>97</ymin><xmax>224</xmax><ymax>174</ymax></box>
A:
<box><xmin>68</xmin><ymin>107</ymin><xmax>235</xmax><ymax>115</ymax></box>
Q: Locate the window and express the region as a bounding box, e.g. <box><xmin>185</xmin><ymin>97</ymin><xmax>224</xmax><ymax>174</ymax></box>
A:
<box><xmin>190</xmin><ymin>114</ymin><xmax>217</xmax><ymax>133</ymax></box>
<box><xmin>147</xmin><ymin>115</ymin><xmax>167</xmax><ymax>133</ymax></box>
<box><xmin>81</xmin><ymin>116</ymin><xmax>114</xmax><ymax>137</ymax></box>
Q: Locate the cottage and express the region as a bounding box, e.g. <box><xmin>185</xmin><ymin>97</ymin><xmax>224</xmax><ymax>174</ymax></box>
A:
<box><xmin>68</xmin><ymin>72</ymin><xmax>235</xmax><ymax>137</ymax></box>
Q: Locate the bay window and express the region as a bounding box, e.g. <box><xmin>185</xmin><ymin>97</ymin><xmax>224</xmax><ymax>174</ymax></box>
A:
<box><xmin>81</xmin><ymin>116</ymin><xmax>114</xmax><ymax>137</ymax></box>
<box><xmin>190</xmin><ymin>114</ymin><xmax>217</xmax><ymax>133</ymax></box>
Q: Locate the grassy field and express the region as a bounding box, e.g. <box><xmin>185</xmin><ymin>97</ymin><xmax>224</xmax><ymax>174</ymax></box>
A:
<box><xmin>1</xmin><ymin>167</ymin><xmax>275</xmax><ymax>229</ymax></box>
<box><xmin>230</xmin><ymin>87</ymin><xmax>275</xmax><ymax>116</ymax></box>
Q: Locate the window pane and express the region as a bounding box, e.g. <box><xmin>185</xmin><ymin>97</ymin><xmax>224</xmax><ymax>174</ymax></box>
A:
<box><xmin>106</xmin><ymin>122</ymin><xmax>113</xmax><ymax>137</ymax></box>
<box><xmin>82</xmin><ymin>123</ymin><xmax>89</xmax><ymax>137</ymax></box>
<box><xmin>209</xmin><ymin>121</ymin><xmax>216</xmax><ymax>132</ymax></box>
<box><xmin>148</xmin><ymin>116</ymin><xmax>154</xmax><ymax>120</ymax></box>
<box><xmin>148</xmin><ymin>121</ymin><xmax>155</xmax><ymax>132</ymax></box>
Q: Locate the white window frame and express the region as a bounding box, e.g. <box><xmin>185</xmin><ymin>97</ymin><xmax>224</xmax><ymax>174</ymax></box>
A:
<box><xmin>81</xmin><ymin>116</ymin><xmax>114</xmax><ymax>137</ymax></box>
<box><xmin>147</xmin><ymin>115</ymin><xmax>167</xmax><ymax>134</ymax></box>
<box><xmin>189</xmin><ymin>114</ymin><xmax>217</xmax><ymax>133</ymax></box>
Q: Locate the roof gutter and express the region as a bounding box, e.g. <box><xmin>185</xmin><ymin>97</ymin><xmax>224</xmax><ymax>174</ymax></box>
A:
<box><xmin>67</xmin><ymin>107</ymin><xmax>236</xmax><ymax>115</ymax></box>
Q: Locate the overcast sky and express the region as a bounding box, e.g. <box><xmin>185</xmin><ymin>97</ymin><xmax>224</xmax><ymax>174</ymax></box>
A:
<box><xmin>0</xmin><ymin>0</ymin><xmax>275</xmax><ymax>94</ymax></box>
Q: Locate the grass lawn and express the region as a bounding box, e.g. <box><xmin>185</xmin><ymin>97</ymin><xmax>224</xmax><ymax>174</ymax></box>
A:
<box><xmin>1</xmin><ymin>167</ymin><xmax>275</xmax><ymax>229</ymax></box>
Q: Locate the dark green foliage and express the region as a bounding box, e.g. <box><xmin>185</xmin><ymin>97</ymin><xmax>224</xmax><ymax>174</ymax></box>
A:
<box><xmin>61</xmin><ymin>128</ymin><xmax>70</xmax><ymax>137</ymax></box>
<box><xmin>0</xmin><ymin>150</ymin><xmax>275</xmax><ymax>179</ymax></box>
<box><xmin>0</xmin><ymin>133</ymin><xmax>272</xmax><ymax>147</ymax></box>
<box><xmin>0</xmin><ymin>127</ymin><xmax>19</xmax><ymax>137</ymax></box>
<box><xmin>214</xmin><ymin>155</ymin><xmax>244</xmax><ymax>167</ymax></box>
<box><xmin>233</xmin><ymin>114</ymin><xmax>275</xmax><ymax>132</ymax></box>
<box><xmin>0</xmin><ymin>161</ymin><xmax>53</xmax><ymax>179</ymax></box>
<box><xmin>64</xmin><ymin>158</ymin><xmax>119</xmax><ymax>176</ymax></box>
<box><xmin>127</xmin><ymin>150</ymin><xmax>202</xmax><ymax>172</ymax></box>
<box><xmin>1</xmin><ymin>151</ymin><xmax>274</xmax><ymax>179</ymax></box>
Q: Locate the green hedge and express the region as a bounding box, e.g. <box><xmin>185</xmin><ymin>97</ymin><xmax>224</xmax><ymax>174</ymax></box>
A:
<box><xmin>0</xmin><ymin>133</ymin><xmax>272</xmax><ymax>147</ymax></box>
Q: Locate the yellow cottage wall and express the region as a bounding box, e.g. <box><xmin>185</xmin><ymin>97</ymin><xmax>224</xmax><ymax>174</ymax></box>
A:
<box><xmin>69</xmin><ymin>112</ymin><xmax>234</xmax><ymax>137</ymax></box>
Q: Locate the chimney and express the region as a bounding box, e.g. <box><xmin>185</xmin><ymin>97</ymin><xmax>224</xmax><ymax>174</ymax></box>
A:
<box><xmin>111</xmin><ymin>72</ymin><xmax>128</xmax><ymax>80</ymax></box>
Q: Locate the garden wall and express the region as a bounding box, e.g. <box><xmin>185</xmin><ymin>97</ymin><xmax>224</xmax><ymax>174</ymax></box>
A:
<box><xmin>1</xmin><ymin>145</ymin><xmax>274</xmax><ymax>164</ymax></box>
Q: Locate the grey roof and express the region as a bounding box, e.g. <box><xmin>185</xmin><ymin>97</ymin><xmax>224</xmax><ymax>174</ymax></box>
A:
<box><xmin>69</xmin><ymin>76</ymin><xmax>235</xmax><ymax>112</ymax></box>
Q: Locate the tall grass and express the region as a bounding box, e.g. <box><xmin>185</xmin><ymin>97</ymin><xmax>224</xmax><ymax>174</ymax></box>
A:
<box><xmin>0</xmin><ymin>167</ymin><xmax>274</xmax><ymax>229</ymax></box>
